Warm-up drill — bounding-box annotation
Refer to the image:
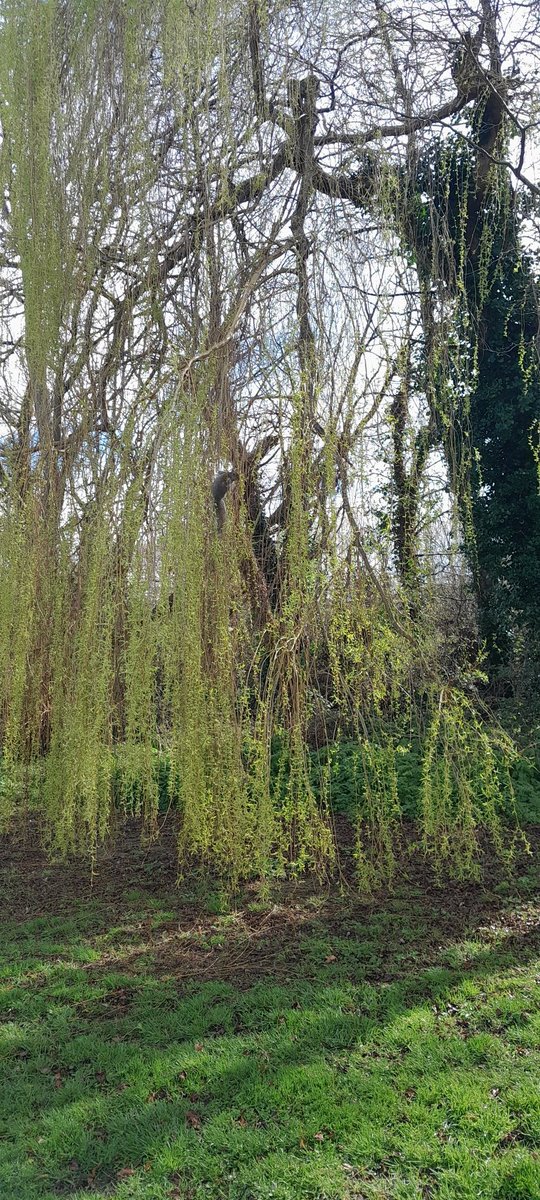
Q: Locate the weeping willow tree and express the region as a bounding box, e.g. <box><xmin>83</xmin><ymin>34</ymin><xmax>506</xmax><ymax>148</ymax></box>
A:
<box><xmin>0</xmin><ymin>0</ymin><xmax>536</xmax><ymax>883</ymax></box>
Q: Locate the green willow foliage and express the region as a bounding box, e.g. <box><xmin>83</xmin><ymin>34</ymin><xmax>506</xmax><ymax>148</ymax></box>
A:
<box><xmin>0</xmin><ymin>0</ymin><xmax>529</xmax><ymax>885</ymax></box>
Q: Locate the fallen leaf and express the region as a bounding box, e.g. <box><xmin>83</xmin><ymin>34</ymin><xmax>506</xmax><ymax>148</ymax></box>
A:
<box><xmin>116</xmin><ymin>1167</ymin><xmax>136</xmax><ymax>1179</ymax></box>
<box><xmin>147</xmin><ymin>1087</ymin><xmax>172</xmax><ymax>1103</ymax></box>
<box><xmin>194</xmin><ymin>1042</ymin><xmax>204</xmax><ymax>1052</ymax></box>
<box><xmin>314</xmin><ymin>1132</ymin><xmax>324</xmax><ymax>1142</ymax></box>
<box><xmin>324</xmin><ymin>954</ymin><xmax>337</xmax><ymax>963</ymax></box>
<box><xmin>185</xmin><ymin>1110</ymin><xmax>202</xmax><ymax>1129</ymax></box>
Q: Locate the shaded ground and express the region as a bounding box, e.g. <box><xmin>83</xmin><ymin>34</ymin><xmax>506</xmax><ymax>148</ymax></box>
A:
<box><xmin>0</xmin><ymin>822</ymin><xmax>539</xmax><ymax>1199</ymax></box>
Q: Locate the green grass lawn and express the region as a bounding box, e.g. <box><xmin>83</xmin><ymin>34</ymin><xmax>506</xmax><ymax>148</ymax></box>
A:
<box><xmin>0</xmin><ymin>827</ymin><xmax>539</xmax><ymax>1200</ymax></box>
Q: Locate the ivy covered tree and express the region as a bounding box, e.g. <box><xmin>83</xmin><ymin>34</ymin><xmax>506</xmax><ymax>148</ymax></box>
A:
<box><xmin>405</xmin><ymin>32</ymin><xmax>540</xmax><ymax>675</ymax></box>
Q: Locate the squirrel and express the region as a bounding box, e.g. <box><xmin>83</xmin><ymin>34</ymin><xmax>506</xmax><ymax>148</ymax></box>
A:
<box><xmin>211</xmin><ymin>469</ymin><xmax>238</xmax><ymax>532</ymax></box>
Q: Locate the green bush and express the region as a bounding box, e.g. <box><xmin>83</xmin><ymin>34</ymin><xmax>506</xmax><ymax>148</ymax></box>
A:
<box><xmin>106</xmin><ymin>734</ymin><xmax>540</xmax><ymax>827</ymax></box>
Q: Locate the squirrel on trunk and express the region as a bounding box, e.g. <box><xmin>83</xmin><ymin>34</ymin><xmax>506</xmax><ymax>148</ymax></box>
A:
<box><xmin>211</xmin><ymin>469</ymin><xmax>238</xmax><ymax>532</ymax></box>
